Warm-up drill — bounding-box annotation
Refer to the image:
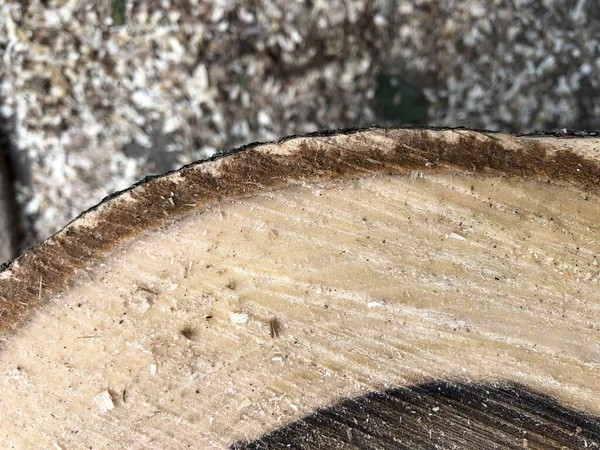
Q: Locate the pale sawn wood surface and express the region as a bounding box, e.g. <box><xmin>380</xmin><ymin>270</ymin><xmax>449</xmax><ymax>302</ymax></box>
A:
<box><xmin>0</xmin><ymin>128</ymin><xmax>599</xmax><ymax>449</ymax></box>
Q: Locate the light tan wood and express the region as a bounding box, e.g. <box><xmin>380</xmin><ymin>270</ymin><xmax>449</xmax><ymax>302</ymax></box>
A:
<box><xmin>0</xmin><ymin>128</ymin><xmax>599</xmax><ymax>449</ymax></box>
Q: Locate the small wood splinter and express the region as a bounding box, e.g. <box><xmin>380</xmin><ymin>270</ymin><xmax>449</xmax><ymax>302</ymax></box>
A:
<box><xmin>94</xmin><ymin>391</ymin><xmax>115</xmax><ymax>414</ymax></box>
<box><xmin>269</xmin><ymin>317</ymin><xmax>282</xmax><ymax>338</ymax></box>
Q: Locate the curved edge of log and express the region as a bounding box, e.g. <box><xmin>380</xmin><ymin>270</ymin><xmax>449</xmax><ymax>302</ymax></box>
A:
<box><xmin>1</xmin><ymin>126</ymin><xmax>599</xmax><ymax>335</ymax></box>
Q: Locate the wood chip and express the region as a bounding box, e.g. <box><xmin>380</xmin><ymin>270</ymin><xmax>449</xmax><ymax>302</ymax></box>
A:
<box><xmin>94</xmin><ymin>391</ymin><xmax>114</xmax><ymax>413</ymax></box>
<box><xmin>230</xmin><ymin>312</ymin><xmax>249</xmax><ymax>324</ymax></box>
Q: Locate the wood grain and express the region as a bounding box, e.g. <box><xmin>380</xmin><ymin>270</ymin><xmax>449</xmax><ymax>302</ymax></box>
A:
<box><xmin>0</xmin><ymin>128</ymin><xmax>598</xmax><ymax>449</ymax></box>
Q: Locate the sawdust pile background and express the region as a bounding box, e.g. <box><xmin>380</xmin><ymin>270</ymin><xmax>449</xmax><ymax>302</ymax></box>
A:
<box><xmin>0</xmin><ymin>0</ymin><xmax>599</xmax><ymax>256</ymax></box>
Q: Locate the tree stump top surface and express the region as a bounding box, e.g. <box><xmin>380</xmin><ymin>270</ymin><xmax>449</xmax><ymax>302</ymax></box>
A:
<box><xmin>0</xmin><ymin>127</ymin><xmax>599</xmax><ymax>448</ymax></box>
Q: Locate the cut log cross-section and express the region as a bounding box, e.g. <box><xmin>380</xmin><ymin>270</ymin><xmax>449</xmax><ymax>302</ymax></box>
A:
<box><xmin>0</xmin><ymin>128</ymin><xmax>599</xmax><ymax>449</ymax></box>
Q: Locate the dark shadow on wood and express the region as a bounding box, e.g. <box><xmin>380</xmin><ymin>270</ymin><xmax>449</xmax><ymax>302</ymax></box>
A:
<box><xmin>231</xmin><ymin>380</ymin><xmax>600</xmax><ymax>450</ymax></box>
<box><xmin>0</xmin><ymin>117</ymin><xmax>22</xmax><ymax>264</ymax></box>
